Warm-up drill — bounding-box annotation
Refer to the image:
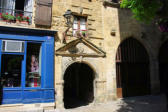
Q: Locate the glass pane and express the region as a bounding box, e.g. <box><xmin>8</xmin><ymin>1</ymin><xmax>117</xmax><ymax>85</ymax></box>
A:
<box><xmin>73</xmin><ymin>23</ymin><xmax>78</xmax><ymax>30</ymax></box>
<box><xmin>73</xmin><ymin>17</ymin><xmax>78</xmax><ymax>24</ymax></box>
<box><xmin>80</xmin><ymin>18</ymin><xmax>86</xmax><ymax>25</ymax></box>
<box><xmin>26</xmin><ymin>43</ymin><xmax>41</xmax><ymax>87</ymax></box>
<box><xmin>73</xmin><ymin>30</ymin><xmax>77</xmax><ymax>36</ymax></box>
<box><xmin>80</xmin><ymin>24</ymin><xmax>86</xmax><ymax>30</ymax></box>
<box><xmin>1</xmin><ymin>54</ymin><xmax>23</xmax><ymax>87</ymax></box>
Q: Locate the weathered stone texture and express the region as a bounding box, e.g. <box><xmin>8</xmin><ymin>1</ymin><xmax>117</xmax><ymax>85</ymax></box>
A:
<box><xmin>0</xmin><ymin>0</ymin><xmax>165</xmax><ymax>109</ymax></box>
<box><xmin>52</xmin><ymin>0</ymin><xmax>165</xmax><ymax>107</ymax></box>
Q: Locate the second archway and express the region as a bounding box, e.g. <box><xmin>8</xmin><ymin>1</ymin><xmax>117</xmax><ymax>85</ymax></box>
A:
<box><xmin>116</xmin><ymin>38</ymin><xmax>150</xmax><ymax>98</ymax></box>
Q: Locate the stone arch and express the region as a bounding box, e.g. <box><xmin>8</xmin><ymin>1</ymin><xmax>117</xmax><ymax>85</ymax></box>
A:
<box><xmin>115</xmin><ymin>37</ymin><xmax>151</xmax><ymax>58</ymax></box>
<box><xmin>63</xmin><ymin>61</ymin><xmax>96</xmax><ymax>109</ymax></box>
<box><xmin>115</xmin><ymin>37</ymin><xmax>150</xmax><ymax>97</ymax></box>
<box><xmin>61</xmin><ymin>58</ymin><xmax>99</xmax><ymax>80</ymax></box>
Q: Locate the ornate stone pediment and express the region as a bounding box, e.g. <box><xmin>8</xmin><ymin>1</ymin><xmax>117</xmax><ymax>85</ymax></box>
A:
<box><xmin>56</xmin><ymin>38</ymin><xmax>106</xmax><ymax>57</ymax></box>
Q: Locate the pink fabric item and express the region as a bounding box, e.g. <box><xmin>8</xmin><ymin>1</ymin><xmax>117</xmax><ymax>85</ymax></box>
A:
<box><xmin>30</xmin><ymin>55</ymin><xmax>39</xmax><ymax>72</ymax></box>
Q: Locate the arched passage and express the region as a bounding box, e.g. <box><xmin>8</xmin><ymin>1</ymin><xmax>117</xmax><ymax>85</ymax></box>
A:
<box><xmin>63</xmin><ymin>62</ymin><xmax>95</xmax><ymax>109</ymax></box>
<box><xmin>116</xmin><ymin>38</ymin><xmax>150</xmax><ymax>98</ymax></box>
<box><xmin>159</xmin><ymin>40</ymin><xmax>168</xmax><ymax>93</ymax></box>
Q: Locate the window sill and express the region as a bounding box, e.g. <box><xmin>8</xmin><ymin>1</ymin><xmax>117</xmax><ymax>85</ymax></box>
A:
<box><xmin>0</xmin><ymin>20</ymin><xmax>32</xmax><ymax>28</ymax></box>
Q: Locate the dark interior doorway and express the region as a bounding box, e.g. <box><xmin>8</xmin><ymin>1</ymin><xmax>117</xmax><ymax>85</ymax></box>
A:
<box><xmin>116</xmin><ymin>38</ymin><xmax>150</xmax><ymax>98</ymax></box>
<box><xmin>15</xmin><ymin>0</ymin><xmax>25</xmax><ymax>11</ymax></box>
<box><xmin>63</xmin><ymin>62</ymin><xmax>94</xmax><ymax>109</ymax></box>
<box><xmin>159</xmin><ymin>41</ymin><xmax>168</xmax><ymax>93</ymax></box>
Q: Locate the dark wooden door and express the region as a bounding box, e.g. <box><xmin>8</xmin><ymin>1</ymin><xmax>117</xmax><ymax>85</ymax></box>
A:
<box><xmin>159</xmin><ymin>41</ymin><xmax>168</xmax><ymax>93</ymax></box>
<box><xmin>116</xmin><ymin>38</ymin><xmax>150</xmax><ymax>98</ymax></box>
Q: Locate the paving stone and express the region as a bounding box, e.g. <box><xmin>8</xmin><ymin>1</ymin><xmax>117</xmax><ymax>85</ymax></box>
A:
<box><xmin>53</xmin><ymin>94</ymin><xmax>167</xmax><ymax>112</ymax></box>
<box><xmin>0</xmin><ymin>95</ymin><xmax>167</xmax><ymax>112</ymax></box>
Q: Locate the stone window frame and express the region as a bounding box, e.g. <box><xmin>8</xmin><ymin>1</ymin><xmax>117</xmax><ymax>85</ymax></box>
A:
<box><xmin>73</xmin><ymin>15</ymin><xmax>88</xmax><ymax>37</ymax></box>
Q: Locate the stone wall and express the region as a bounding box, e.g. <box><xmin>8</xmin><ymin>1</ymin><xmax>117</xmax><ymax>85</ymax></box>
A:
<box><xmin>0</xmin><ymin>0</ymin><xmax>167</xmax><ymax>109</ymax></box>
<box><xmin>53</xmin><ymin>0</ymin><xmax>167</xmax><ymax>108</ymax></box>
<box><xmin>53</xmin><ymin>0</ymin><xmax>107</xmax><ymax>108</ymax></box>
<box><xmin>102</xmin><ymin>3</ymin><xmax>165</xmax><ymax>101</ymax></box>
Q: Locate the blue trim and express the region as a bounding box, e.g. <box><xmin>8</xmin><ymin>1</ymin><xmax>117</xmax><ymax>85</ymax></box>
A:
<box><xmin>23</xmin><ymin>88</ymin><xmax>54</xmax><ymax>90</ymax></box>
<box><xmin>41</xmin><ymin>43</ymin><xmax>45</xmax><ymax>88</ymax></box>
<box><xmin>0</xmin><ymin>40</ymin><xmax>2</xmax><ymax>76</ymax></box>
<box><xmin>0</xmin><ymin>34</ymin><xmax>53</xmax><ymax>42</ymax></box>
<box><xmin>0</xmin><ymin>26</ymin><xmax>57</xmax><ymax>37</ymax></box>
<box><xmin>0</xmin><ymin>34</ymin><xmax>55</xmax><ymax>105</ymax></box>
<box><xmin>3</xmin><ymin>88</ymin><xmax>22</xmax><ymax>90</ymax></box>
<box><xmin>2</xmin><ymin>99</ymin><xmax>55</xmax><ymax>104</ymax></box>
<box><xmin>21</xmin><ymin>41</ymin><xmax>27</xmax><ymax>103</ymax></box>
<box><xmin>43</xmin><ymin>37</ymin><xmax>54</xmax><ymax>88</ymax></box>
<box><xmin>1</xmin><ymin>52</ymin><xmax>25</xmax><ymax>55</ymax></box>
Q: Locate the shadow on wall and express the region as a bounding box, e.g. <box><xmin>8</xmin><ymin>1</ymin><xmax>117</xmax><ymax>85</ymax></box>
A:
<box><xmin>116</xmin><ymin>7</ymin><xmax>167</xmax><ymax>112</ymax></box>
<box><xmin>116</xmin><ymin>95</ymin><xmax>167</xmax><ymax>112</ymax></box>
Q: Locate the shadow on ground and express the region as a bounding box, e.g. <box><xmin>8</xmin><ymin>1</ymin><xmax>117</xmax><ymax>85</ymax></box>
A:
<box><xmin>64</xmin><ymin>97</ymin><xmax>90</xmax><ymax>109</ymax></box>
<box><xmin>116</xmin><ymin>94</ymin><xmax>167</xmax><ymax>112</ymax></box>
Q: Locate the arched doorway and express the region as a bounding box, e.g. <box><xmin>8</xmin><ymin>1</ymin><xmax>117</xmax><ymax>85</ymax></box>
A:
<box><xmin>116</xmin><ymin>38</ymin><xmax>150</xmax><ymax>98</ymax></box>
<box><xmin>63</xmin><ymin>62</ymin><xmax>95</xmax><ymax>109</ymax></box>
<box><xmin>159</xmin><ymin>40</ymin><xmax>168</xmax><ymax>93</ymax></box>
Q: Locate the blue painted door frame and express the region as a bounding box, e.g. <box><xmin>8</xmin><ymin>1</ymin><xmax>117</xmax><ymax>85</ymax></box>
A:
<box><xmin>0</xmin><ymin>34</ymin><xmax>55</xmax><ymax>104</ymax></box>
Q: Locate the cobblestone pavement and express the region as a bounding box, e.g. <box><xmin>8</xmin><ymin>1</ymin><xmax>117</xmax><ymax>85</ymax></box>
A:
<box><xmin>49</xmin><ymin>94</ymin><xmax>167</xmax><ymax>112</ymax></box>
<box><xmin>0</xmin><ymin>94</ymin><xmax>167</xmax><ymax>112</ymax></box>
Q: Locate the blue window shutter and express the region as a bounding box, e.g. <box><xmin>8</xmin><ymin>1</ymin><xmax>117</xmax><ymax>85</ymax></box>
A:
<box><xmin>43</xmin><ymin>37</ymin><xmax>54</xmax><ymax>88</ymax></box>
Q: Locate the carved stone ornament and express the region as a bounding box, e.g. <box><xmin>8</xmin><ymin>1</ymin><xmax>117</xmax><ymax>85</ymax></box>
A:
<box><xmin>56</xmin><ymin>38</ymin><xmax>106</xmax><ymax>57</ymax></box>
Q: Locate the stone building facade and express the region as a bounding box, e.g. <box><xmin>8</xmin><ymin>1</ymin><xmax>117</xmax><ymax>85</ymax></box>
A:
<box><xmin>0</xmin><ymin>0</ymin><xmax>167</xmax><ymax>110</ymax></box>
<box><xmin>52</xmin><ymin>0</ymin><xmax>165</xmax><ymax>109</ymax></box>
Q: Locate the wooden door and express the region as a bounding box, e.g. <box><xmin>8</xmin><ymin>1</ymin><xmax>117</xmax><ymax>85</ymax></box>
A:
<box><xmin>116</xmin><ymin>38</ymin><xmax>150</xmax><ymax>98</ymax></box>
<box><xmin>159</xmin><ymin>40</ymin><xmax>168</xmax><ymax>93</ymax></box>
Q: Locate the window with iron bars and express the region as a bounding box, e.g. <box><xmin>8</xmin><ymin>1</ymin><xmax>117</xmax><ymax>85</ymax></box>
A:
<box><xmin>0</xmin><ymin>0</ymin><xmax>33</xmax><ymax>24</ymax></box>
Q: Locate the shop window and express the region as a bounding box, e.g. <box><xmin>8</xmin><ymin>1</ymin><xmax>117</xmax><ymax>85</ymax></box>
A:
<box><xmin>0</xmin><ymin>42</ymin><xmax>42</xmax><ymax>88</ymax></box>
<box><xmin>26</xmin><ymin>43</ymin><xmax>41</xmax><ymax>87</ymax></box>
<box><xmin>73</xmin><ymin>16</ymin><xmax>87</xmax><ymax>37</ymax></box>
<box><xmin>1</xmin><ymin>54</ymin><xmax>23</xmax><ymax>87</ymax></box>
<box><xmin>0</xmin><ymin>36</ymin><xmax>54</xmax><ymax>104</ymax></box>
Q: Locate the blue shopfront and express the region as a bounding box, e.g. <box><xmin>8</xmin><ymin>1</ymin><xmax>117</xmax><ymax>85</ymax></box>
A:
<box><xmin>0</xmin><ymin>26</ymin><xmax>55</xmax><ymax>104</ymax></box>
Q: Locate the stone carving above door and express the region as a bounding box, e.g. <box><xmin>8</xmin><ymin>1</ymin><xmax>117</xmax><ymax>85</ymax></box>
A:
<box><xmin>56</xmin><ymin>38</ymin><xmax>106</xmax><ymax>57</ymax></box>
